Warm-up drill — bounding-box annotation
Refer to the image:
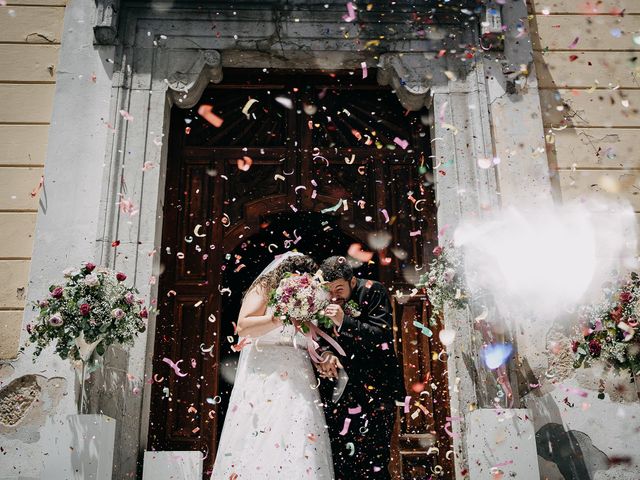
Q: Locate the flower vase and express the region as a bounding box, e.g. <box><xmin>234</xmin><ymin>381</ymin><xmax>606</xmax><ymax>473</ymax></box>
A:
<box><xmin>74</xmin><ymin>333</ymin><xmax>103</xmax><ymax>414</ymax></box>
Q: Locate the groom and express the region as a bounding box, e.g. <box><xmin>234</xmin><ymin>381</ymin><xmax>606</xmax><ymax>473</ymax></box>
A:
<box><xmin>316</xmin><ymin>256</ymin><xmax>405</xmax><ymax>480</ymax></box>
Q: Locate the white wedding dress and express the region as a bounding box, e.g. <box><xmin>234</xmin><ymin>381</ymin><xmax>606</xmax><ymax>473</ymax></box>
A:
<box><xmin>210</xmin><ymin>323</ymin><xmax>334</xmax><ymax>479</ymax></box>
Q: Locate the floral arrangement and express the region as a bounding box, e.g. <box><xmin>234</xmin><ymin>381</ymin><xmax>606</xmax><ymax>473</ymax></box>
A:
<box><xmin>268</xmin><ymin>272</ymin><xmax>333</xmax><ymax>332</ymax></box>
<box><xmin>28</xmin><ymin>262</ymin><xmax>148</xmax><ymax>362</ymax></box>
<box><xmin>571</xmin><ymin>272</ymin><xmax>640</xmax><ymax>377</ymax></box>
<box><xmin>418</xmin><ymin>245</ymin><xmax>470</xmax><ymax>326</ymax></box>
<box><xmin>267</xmin><ymin>272</ymin><xmax>360</xmax><ymax>333</ymax></box>
<box><xmin>267</xmin><ymin>271</ymin><xmax>351</xmax><ymax>362</ymax></box>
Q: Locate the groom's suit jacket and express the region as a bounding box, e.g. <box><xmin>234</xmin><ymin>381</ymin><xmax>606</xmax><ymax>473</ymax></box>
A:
<box><xmin>322</xmin><ymin>278</ymin><xmax>405</xmax><ymax>405</ymax></box>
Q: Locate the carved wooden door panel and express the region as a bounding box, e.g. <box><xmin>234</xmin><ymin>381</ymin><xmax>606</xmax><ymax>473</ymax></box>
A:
<box><xmin>149</xmin><ymin>73</ymin><xmax>450</xmax><ymax>479</ymax></box>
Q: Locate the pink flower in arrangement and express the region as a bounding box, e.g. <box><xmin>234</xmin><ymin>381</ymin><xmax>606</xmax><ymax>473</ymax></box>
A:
<box><xmin>588</xmin><ymin>339</ymin><xmax>602</xmax><ymax>357</ymax></box>
<box><xmin>433</xmin><ymin>246</ymin><xmax>443</xmax><ymax>257</ymax></box>
<box><xmin>610</xmin><ymin>306</ymin><xmax>623</xmax><ymax>322</ymax></box>
<box><xmin>116</xmin><ymin>272</ymin><xmax>127</xmax><ymax>282</ymax></box>
<box><xmin>79</xmin><ymin>303</ymin><xmax>91</xmax><ymax>316</ymax></box>
<box><xmin>112</xmin><ymin>308</ymin><xmax>125</xmax><ymax>320</ymax></box>
<box><xmin>84</xmin><ymin>262</ymin><xmax>96</xmax><ymax>273</ymax></box>
<box><xmin>619</xmin><ymin>291</ymin><xmax>633</xmax><ymax>304</ymax></box>
<box><xmin>139</xmin><ymin>307</ymin><xmax>148</xmax><ymax>319</ymax></box>
<box><xmin>124</xmin><ymin>292</ymin><xmax>135</xmax><ymax>305</ymax></box>
<box><xmin>571</xmin><ymin>340</ymin><xmax>579</xmax><ymax>353</ymax></box>
<box><xmin>48</xmin><ymin>313</ymin><xmax>63</xmax><ymax>327</ymax></box>
<box><xmin>39</xmin><ymin>300</ymin><xmax>49</xmax><ymax>308</ymax></box>
<box><xmin>51</xmin><ymin>287</ymin><xmax>64</xmax><ymax>299</ymax></box>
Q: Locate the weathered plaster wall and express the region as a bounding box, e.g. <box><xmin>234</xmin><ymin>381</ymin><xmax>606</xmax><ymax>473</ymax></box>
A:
<box><xmin>0</xmin><ymin>0</ymin><xmax>66</xmax><ymax>360</ymax></box>
<box><xmin>523</xmin><ymin>0</ymin><xmax>640</xmax><ymax>478</ymax></box>
<box><xmin>0</xmin><ymin>0</ymin><xmax>116</xmax><ymax>477</ymax></box>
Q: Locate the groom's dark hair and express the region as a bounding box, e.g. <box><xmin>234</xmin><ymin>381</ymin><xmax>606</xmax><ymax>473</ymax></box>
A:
<box><xmin>320</xmin><ymin>256</ymin><xmax>354</xmax><ymax>282</ymax></box>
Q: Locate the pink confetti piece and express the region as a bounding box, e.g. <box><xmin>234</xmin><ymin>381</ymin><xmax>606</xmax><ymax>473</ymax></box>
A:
<box><xmin>197</xmin><ymin>104</ymin><xmax>223</xmax><ymax>127</ymax></box>
<box><xmin>117</xmin><ymin>196</ymin><xmax>139</xmax><ymax>216</ymax></box>
<box><xmin>394</xmin><ymin>137</ymin><xmax>409</xmax><ymax>150</ymax></box>
<box><xmin>381</xmin><ymin>208</ymin><xmax>390</xmax><ymax>223</ymax></box>
<box><xmin>361</xmin><ymin>61</ymin><xmax>368</xmax><ymax>79</ymax></box>
<box><xmin>403</xmin><ymin>395</ymin><xmax>411</xmax><ymax>413</ymax></box>
<box><xmin>339</xmin><ymin>417</ymin><xmax>351</xmax><ymax>436</ymax></box>
<box><xmin>348</xmin><ymin>243</ymin><xmax>374</xmax><ymax>262</ymax></box>
<box><xmin>162</xmin><ymin>357</ymin><xmax>188</xmax><ymax>377</ymax></box>
<box><xmin>373</xmin><ymin>467</ymin><xmax>381</xmax><ymax>472</ymax></box>
<box><xmin>119</xmin><ymin>110</ymin><xmax>134</xmax><ymax>121</ymax></box>
<box><xmin>438</xmin><ymin>101</ymin><xmax>448</xmax><ymax>123</ymax></box>
<box><xmin>559</xmin><ymin>384</ymin><xmax>588</xmax><ymax>398</ymax></box>
<box><xmin>30</xmin><ymin>175</ymin><xmax>44</xmax><ymax>198</ymax></box>
<box><xmin>494</xmin><ymin>460</ymin><xmax>514</xmax><ymax>468</ymax></box>
<box><xmin>236</xmin><ymin>156</ymin><xmax>253</xmax><ymax>171</ymax></box>
<box><xmin>142</xmin><ymin>161</ymin><xmax>156</xmax><ymax>171</ymax></box>
<box><xmin>342</xmin><ymin>2</ymin><xmax>356</xmax><ymax>22</ymax></box>
<box><xmin>347</xmin><ymin>405</ymin><xmax>362</xmax><ymax>415</ymax></box>
<box><xmin>568</xmin><ymin>37</ymin><xmax>579</xmax><ymax>49</ymax></box>
<box><xmin>409</xmin><ymin>230</ymin><xmax>422</xmax><ymax>237</ymax></box>
<box><xmin>381</xmin><ymin>342</ymin><xmax>389</xmax><ymax>350</ymax></box>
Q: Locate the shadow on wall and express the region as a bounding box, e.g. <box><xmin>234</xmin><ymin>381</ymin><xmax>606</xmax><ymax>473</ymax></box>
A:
<box><xmin>536</xmin><ymin>423</ymin><xmax>609</xmax><ymax>480</ymax></box>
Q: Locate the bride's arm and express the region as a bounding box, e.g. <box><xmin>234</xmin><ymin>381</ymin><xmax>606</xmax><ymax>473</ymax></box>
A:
<box><xmin>235</xmin><ymin>287</ymin><xmax>282</xmax><ymax>338</ymax></box>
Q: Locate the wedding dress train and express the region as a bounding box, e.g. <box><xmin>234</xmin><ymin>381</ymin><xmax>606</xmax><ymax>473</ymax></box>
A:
<box><xmin>210</xmin><ymin>324</ymin><xmax>334</xmax><ymax>479</ymax></box>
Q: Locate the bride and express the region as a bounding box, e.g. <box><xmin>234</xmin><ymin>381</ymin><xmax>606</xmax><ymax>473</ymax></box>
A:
<box><xmin>210</xmin><ymin>252</ymin><xmax>334</xmax><ymax>479</ymax></box>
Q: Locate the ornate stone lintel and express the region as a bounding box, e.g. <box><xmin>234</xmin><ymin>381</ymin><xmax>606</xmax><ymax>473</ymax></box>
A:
<box><xmin>377</xmin><ymin>53</ymin><xmax>467</xmax><ymax>111</ymax></box>
<box><xmin>157</xmin><ymin>49</ymin><xmax>224</xmax><ymax>109</ymax></box>
<box><xmin>93</xmin><ymin>0</ymin><xmax>120</xmax><ymax>45</ymax></box>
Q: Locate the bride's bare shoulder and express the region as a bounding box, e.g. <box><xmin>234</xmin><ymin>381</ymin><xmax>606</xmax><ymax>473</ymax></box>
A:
<box><xmin>241</xmin><ymin>285</ymin><xmax>268</xmax><ymax>306</ymax></box>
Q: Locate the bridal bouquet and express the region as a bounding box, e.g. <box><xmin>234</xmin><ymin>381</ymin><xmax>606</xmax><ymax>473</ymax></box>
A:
<box><xmin>27</xmin><ymin>262</ymin><xmax>148</xmax><ymax>362</ymax></box>
<box><xmin>268</xmin><ymin>272</ymin><xmax>361</xmax><ymax>332</ymax></box>
<box><xmin>268</xmin><ymin>272</ymin><xmax>333</xmax><ymax>332</ymax></box>
<box><xmin>267</xmin><ymin>272</ymin><xmax>350</xmax><ymax>361</ymax></box>
<box><xmin>571</xmin><ymin>272</ymin><xmax>640</xmax><ymax>377</ymax></box>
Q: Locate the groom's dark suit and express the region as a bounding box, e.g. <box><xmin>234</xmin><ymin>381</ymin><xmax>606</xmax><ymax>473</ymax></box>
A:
<box><xmin>319</xmin><ymin>278</ymin><xmax>405</xmax><ymax>480</ymax></box>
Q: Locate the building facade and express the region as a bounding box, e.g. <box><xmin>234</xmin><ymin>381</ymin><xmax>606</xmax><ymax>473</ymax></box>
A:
<box><xmin>0</xmin><ymin>0</ymin><xmax>638</xmax><ymax>479</ymax></box>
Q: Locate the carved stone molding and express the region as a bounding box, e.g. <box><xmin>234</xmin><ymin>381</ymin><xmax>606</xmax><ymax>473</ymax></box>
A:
<box><xmin>156</xmin><ymin>49</ymin><xmax>223</xmax><ymax>108</ymax></box>
<box><xmin>93</xmin><ymin>0</ymin><xmax>120</xmax><ymax>45</ymax></box>
<box><xmin>377</xmin><ymin>53</ymin><xmax>468</xmax><ymax>111</ymax></box>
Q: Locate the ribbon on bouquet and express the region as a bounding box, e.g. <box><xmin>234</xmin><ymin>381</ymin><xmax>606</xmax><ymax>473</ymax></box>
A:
<box><xmin>291</xmin><ymin>319</ymin><xmax>346</xmax><ymax>363</ymax></box>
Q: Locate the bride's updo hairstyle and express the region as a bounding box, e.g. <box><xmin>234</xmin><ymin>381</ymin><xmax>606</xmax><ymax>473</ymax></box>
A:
<box><xmin>247</xmin><ymin>254</ymin><xmax>318</xmax><ymax>297</ymax></box>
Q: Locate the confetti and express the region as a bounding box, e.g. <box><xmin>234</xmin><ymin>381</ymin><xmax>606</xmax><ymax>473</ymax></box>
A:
<box><xmin>393</xmin><ymin>137</ymin><xmax>409</xmax><ymax>150</ymax></box>
<box><xmin>347</xmin><ymin>243</ymin><xmax>374</xmax><ymax>262</ymax></box>
<box><xmin>342</xmin><ymin>2</ymin><xmax>356</xmax><ymax>22</ymax></box>
<box><xmin>30</xmin><ymin>175</ymin><xmax>44</xmax><ymax>198</ymax></box>
<box><xmin>275</xmin><ymin>96</ymin><xmax>293</xmax><ymax>109</ymax></box>
<box><xmin>197</xmin><ymin>104</ymin><xmax>224</xmax><ymax>127</ymax></box>
<box><xmin>438</xmin><ymin>329</ymin><xmax>456</xmax><ymax>346</ymax></box>
<box><xmin>480</xmin><ymin>343</ymin><xmax>513</xmax><ymax>370</ymax></box>
<box><xmin>241</xmin><ymin>98</ymin><xmax>259</xmax><ymax>119</ymax></box>
<box><xmin>119</xmin><ymin>110</ymin><xmax>134</xmax><ymax>121</ymax></box>
<box><xmin>347</xmin><ymin>405</ymin><xmax>361</xmax><ymax>415</ymax></box>
<box><xmin>338</xmin><ymin>418</ymin><xmax>351</xmax><ymax>436</ymax></box>
<box><xmin>237</xmin><ymin>156</ymin><xmax>253</xmax><ymax>171</ymax></box>
<box><xmin>162</xmin><ymin>357</ymin><xmax>188</xmax><ymax>377</ymax></box>
<box><xmin>360</xmin><ymin>61</ymin><xmax>368</xmax><ymax>79</ymax></box>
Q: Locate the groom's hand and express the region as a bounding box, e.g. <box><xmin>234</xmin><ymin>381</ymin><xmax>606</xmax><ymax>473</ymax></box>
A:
<box><xmin>315</xmin><ymin>351</ymin><xmax>342</xmax><ymax>378</ymax></box>
<box><xmin>324</xmin><ymin>304</ymin><xmax>344</xmax><ymax>327</ymax></box>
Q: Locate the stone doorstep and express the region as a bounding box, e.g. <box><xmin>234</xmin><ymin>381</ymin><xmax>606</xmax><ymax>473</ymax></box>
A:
<box><xmin>41</xmin><ymin>414</ymin><xmax>116</xmax><ymax>480</ymax></box>
<box><xmin>142</xmin><ymin>451</ymin><xmax>203</xmax><ymax>480</ymax></box>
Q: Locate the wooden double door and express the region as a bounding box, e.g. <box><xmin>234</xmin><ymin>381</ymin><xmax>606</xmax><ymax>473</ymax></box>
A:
<box><xmin>148</xmin><ymin>72</ymin><xmax>452</xmax><ymax>478</ymax></box>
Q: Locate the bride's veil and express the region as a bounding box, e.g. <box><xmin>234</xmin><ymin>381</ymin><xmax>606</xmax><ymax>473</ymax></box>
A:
<box><xmin>231</xmin><ymin>250</ymin><xmax>305</xmax><ymax>386</ymax></box>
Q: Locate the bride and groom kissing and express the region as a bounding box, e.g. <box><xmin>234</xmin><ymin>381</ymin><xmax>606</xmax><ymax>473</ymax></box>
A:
<box><xmin>211</xmin><ymin>252</ymin><xmax>405</xmax><ymax>479</ymax></box>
